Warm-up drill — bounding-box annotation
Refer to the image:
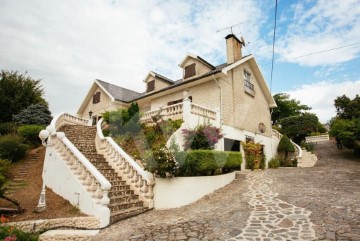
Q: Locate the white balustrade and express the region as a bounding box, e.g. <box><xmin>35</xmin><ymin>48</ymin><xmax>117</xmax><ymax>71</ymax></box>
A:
<box><xmin>141</xmin><ymin>103</ymin><xmax>183</xmax><ymax>123</ymax></box>
<box><xmin>51</xmin><ymin>132</ymin><xmax>111</xmax><ymax>206</ymax></box>
<box><xmin>190</xmin><ymin>103</ymin><xmax>217</xmax><ymax>120</ymax></box>
<box><xmin>305</xmin><ymin>134</ymin><xmax>330</xmax><ymax>143</ymax></box>
<box><xmin>50</xmin><ymin>112</ymin><xmax>88</xmax><ymax>131</ymax></box>
<box><xmin>95</xmin><ymin>119</ymin><xmax>155</xmax><ymax>208</ymax></box>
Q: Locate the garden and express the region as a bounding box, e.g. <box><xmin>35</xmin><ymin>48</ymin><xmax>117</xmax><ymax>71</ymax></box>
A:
<box><xmin>102</xmin><ymin>103</ymin><xmax>242</xmax><ymax>178</ymax></box>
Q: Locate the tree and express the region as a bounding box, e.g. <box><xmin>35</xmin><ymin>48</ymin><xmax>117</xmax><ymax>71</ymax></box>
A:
<box><xmin>334</xmin><ymin>94</ymin><xmax>360</xmax><ymax>120</ymax></box>
<box><xmin>0</xmin><ymin>70</ymin><xmax>47</xmax><ymax>122</ymax></box>
<box><xmin>280</xmin><ymin>113</ymin><xmax>319</xmax><ymax>144</ymax></box>
<box><xmin>12</xmin><ymin>103</ymin><xmax>52</xmax><ymax>125</ymax></box>
<box><xmin>331</xmin><ymin>94</ymin><xmax>360</xmax><ymax>155</ymax></box>
<box><xmin>272</xmin><ymin>93</ymin><xmax>311</xmax><ymax>124</ymax></box>
<box><xmin>277</xmin><ymin>135</ymin><xmax>295</xmax><ymax>161</ymax></box>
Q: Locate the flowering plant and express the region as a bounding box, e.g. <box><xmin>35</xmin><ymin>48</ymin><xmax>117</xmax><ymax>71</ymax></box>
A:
<box><xmin>143</xmin><ymin>146</ymin><xmax>179</xmax><ymax>178</ymax></box>
<box><xmin>182</xmin><ymin>124</ymin><xmax>223</xmax><ymax>150</ymax></box>
<box><xmin>0</xmin><ymin>214</ymin><xmax>39</xmax><ymax>241</ymax></box>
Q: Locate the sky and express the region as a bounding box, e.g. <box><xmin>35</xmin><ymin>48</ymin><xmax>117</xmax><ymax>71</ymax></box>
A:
<box><xmin>0</xmin><ymin>0</ymin><xmax>359</xmax><ymax>123</ymax></box>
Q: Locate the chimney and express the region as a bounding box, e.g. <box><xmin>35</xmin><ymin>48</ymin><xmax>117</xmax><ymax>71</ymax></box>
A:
<box><xmin>225</xmin><ymin>34</ymin><xmax>243</xmax><ymax>64</ymax></box>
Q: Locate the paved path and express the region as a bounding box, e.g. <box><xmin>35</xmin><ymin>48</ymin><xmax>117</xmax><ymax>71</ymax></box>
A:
<box><xmin>93</xmin><ymin>140</ymin><xmax>360</xmax><ymax>240</ymax></box>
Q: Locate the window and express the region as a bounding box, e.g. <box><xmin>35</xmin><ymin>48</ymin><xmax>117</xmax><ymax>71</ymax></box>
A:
<box><xmin>147</xmin><ymin>80</ymin><xmax>155</xmax><ymax>92</ymax></box>
<box><xmin>93</xmin><ymin>92</ymin><xmax>101</xmax><ymax>104</ymax></box>
<box><xmin>184</xmin><ymin>63</ymin><xmax>196</xmax><ymax>78</ymax></box>
<box><xmin>224</xmin><ymin>138</ymin><xmax>241</xmax><ymax>152</ymax></box>
<box><xmin>167</xmin><ymin>96</ymin><xmax>192</xmax><ymax>106</ymax></box>
<box><xmin>243</xmin><ymin>70</ymin><xmax>255</xmax><ymax>95</ymax></box>
<box><xmin>245</xmin><ymin>135</ymin><xmax>254</xmax><ymax>143</ymax></box>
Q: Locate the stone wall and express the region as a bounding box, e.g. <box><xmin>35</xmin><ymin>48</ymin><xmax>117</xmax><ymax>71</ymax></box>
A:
<box><xmin>6</xmin><ymin>216</ymin><xmax>99</xmax><ymax>233</ymax></box>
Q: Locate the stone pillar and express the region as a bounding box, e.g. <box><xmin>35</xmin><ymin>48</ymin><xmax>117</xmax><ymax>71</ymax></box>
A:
<box><xmin>182</xmin><ymin>98</ymin><xmax>191</xmax><ymax>124</ymax></box>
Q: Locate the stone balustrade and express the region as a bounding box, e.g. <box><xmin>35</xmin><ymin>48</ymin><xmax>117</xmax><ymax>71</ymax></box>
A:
<box><xmin>51</xmin><ymin>133</ymin><xmax>111</xmax><ymax>206</ymax></box>
<box><xmin>141</xmin><ymin>101</ymin><xmax>218</xmax><ymax>125</ymax></box>
<box><xmin>51</xmin><ymin>112</ymin><xmax>89</xmax><ymax>129</ymax></box>
<box><xmin>305</xmin><ymin>134</ymin><xmax>330</xmax><ymax>143</ymax></box>
<box><xmin>141</xmin><ymin>103</ymin><xmax>183</xmax><ymax>123</ymax></box>
<box><xmin>95</xmin><ymin>119</ymin><xmax>155</xmax><ymax>208</ymax></box>
<box><xmin>190</xmin><ymin>103</ymin><xmax>217</xmax><ymax>120</ymax></box>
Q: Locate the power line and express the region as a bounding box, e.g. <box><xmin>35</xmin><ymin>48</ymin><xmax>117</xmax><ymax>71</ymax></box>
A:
<box><xmin>287</xmin><ymin>42</ymin><xmax>360</xmax><ymax>60</ymax></box>
<box><xmin>269</xmin><ymin>0</ymin><xmax>278</xmax><ymax>94</ymax></box>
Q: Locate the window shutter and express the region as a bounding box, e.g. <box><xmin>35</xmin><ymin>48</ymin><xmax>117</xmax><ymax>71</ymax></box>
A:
<box><xmin>147</xmin><ymin>80</ymin><xmax>155</xmax><ymax>92</ymax></box>
<box><xmin>93</xmin><ymin>92</ymin><xmax>101</xmax><ymax>104</ymax></box>
<box><xmin>184</xmin><ymin>63</ymin><xmax>196</xmax><ymax>78</ymax></box>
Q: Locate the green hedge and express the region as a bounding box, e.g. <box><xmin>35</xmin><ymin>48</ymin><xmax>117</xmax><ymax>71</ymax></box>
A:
<box><xmin>176</xmin><ymin>150</ymin><xmax>242</xmax><ymax>176</ymax></box>
<box><xmin>0</xmin><ymin>122</ymin><xmax>17</xmax><ymax>135</ymax></box>
<box><xmin>17</xmin><ymin>124</ymin><xmax>45</xmax><ymax>147</ymax></box>
<box><xmin>0</xmin><ymin>135</ymin><xmax>28</xmax><ymax>162</ymax></box>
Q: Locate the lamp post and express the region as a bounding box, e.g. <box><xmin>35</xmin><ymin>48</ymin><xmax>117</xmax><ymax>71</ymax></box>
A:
<box><xmin>88</xmin><ymin>110</ymin><xmax>93</xmax><ymax>126</ymax></box>
<box><xmin>35</xmin><ymin>126</ymin><xmax>55</xmax><ymax>212</ymax></box>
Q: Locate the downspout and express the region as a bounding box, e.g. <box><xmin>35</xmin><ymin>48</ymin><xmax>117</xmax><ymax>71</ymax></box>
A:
<box><xmin>212</xmin><ymin>74</ymin><xmax>222</xmax><ymax>127</ymax></box>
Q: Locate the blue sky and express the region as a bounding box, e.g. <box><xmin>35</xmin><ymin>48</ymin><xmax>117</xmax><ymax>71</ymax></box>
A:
<box><xmin>0</xmin><ymin>0</ymin><xmax>359</xmax><ymax>122</ymax></box>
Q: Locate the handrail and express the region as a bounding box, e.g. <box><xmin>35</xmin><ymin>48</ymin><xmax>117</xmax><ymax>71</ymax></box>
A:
<box><xmin>50</xmin><ymin>112</ymin><xmax>88</xmax><ymax>131</ymax></box>
<box><xmin>96</xmin><ymin>119</ymin><xmax>154</xmax><ymax>184</ymax></box>
<box><xmin>58</xmin><ymin>134</ymin><xmax>111</xmax><ymax>191</ymax></box>
<box><xmin>190</xmin><ymin>103</ymin><xmax>217</xmax><ymax>120</ymax></box>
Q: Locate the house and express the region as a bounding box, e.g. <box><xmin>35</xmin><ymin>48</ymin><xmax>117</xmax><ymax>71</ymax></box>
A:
<box><xmin>77</xmin><ymin>34</ymin><xmax>277</xmax><ymax>165</ymax></box>
<box><xmin>39</xmin><ymin>35</ymin><xmax>284</xmax><ymax>228</ymax></box>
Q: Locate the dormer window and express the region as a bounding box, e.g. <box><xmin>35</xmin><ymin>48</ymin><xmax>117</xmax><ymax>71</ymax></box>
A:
<box><xmin>243</xmin><ymin>69</ymin><xmax>255</xmax><ymax>95</ymax></box>
<box><xmin>184</xmin><ymin>63</ymin><xmax>196</xmax><ymax>78</ymax></box>
<box><xmin>93</xmin><ymin>92</ymin><xmax>101</xmax><ymax>104</ymax></box>
<box><xmin>147</xmin><ymin>80</ymin><xmax>155</xmax><ymax>92</ymax></box>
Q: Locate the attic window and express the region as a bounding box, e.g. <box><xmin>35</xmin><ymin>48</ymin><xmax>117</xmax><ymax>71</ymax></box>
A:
<box><xmin>147</xmin><ymin>80</ymin><xmax>155</xmax><ymax>92</ymax></box>
<box><xmin>93</xmin><ymin>92</ymin><xmax>101</xmax><ymax>104</ymax></box>
<box><xmin>184</xmin><ymin>63</ymin><xmax>196</xmax><ymax>78</ymax></box>
<box><xmin>243</xmin><ymin>69</ymin><xmax>255</xmax><ymax>95</ymax></box>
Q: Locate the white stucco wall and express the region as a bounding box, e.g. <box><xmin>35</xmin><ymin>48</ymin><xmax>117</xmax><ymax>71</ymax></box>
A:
<box><xmin>43</xmin><ymin>147</ymin><xmax>110</xmax><ymax>227</ymax></box>
<box><xmin>221</xmin><ymin>125</ymin><xmax>277</xmax><ymax>169</ymax></box>
<box><xmin>153</xmin><ymin>172</ymin><xmax>236</xmax><ymax>209</ymax></box>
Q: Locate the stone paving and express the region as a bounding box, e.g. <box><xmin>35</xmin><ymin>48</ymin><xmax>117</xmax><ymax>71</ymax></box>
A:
<box><xmin>227</xmin><ymin>171</ymin><xmax>316</xmax><ymax>240</ymax></box>
<box><xmin>92</xmin><ymin>140</ymin><xmax>360</xmax><ymax>241</ymax></box>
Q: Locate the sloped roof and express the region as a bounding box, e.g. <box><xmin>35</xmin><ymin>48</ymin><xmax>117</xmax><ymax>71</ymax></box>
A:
<box><xmin>96</xmin><ymin>79</ymin><xmax>142</xmax><ymax>102</ymax></box>
<box><xmin>152</xmin><ymin>71</ymin><xmax>174</xmax><ymax>84</ymax></box>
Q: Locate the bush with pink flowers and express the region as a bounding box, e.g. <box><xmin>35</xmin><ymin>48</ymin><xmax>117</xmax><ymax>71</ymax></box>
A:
<box><xmin>182</xmin><ymin>124</ymin><xmax>223</xmax><ymax>150</ymax></box>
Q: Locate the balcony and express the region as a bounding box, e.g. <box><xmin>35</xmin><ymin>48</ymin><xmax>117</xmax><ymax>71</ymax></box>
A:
<box><xmin>141</xmin><ymin>101</ymin><xmax>218</xmax><ymax>127</ymax></box>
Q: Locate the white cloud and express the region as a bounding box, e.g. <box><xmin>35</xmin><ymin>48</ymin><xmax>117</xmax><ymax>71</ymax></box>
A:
<box><xmin>276</xmin><ymin>0</ymin><xmax>360</xmax><ymax>67</ymax></box>
<box><xmin>0</xmin><ymin>0</ymin><xmax>265</xmax><ymax>115</ymax></box>
<box><xmin>287</xmin><ymin>80</ymin><xmax>360</xmax><ymax>123</ymax></box>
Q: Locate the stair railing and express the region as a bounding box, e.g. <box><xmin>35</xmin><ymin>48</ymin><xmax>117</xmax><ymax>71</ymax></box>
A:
<box><xmin>95</xmin><ymin>119</ymin><xmax>155</xmax><ymax>208</ymax></box>
<box><xmin>43</xmin><ymin>112</ymin><xmax>112</xmax><ymax>226</ymax></box>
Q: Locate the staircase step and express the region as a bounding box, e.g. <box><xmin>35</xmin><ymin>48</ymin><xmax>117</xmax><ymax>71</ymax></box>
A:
<box><xmin>39</xmin><ymin>229</ymin><xmax>99</xmax><ymax>241</ymax></box>
<box><xmin>110</xmin><ymin>207</ymin><xmax>149</xmax><ymax>224</ymax></box>
<box><xmin>109</xmin><ymin>189</ymin><xmax>133</xmax><ymax>197</ymax></box>
<box><xmin>110</xmin><ymin>194</ymin><xmax>139</xmax><ymax>204</ymax></box>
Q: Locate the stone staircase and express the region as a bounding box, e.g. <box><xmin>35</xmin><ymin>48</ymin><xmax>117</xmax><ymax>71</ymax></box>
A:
<box><xmin>297</xmin><ymin>149</ymin><xmax>318</xmax><ymax>168</ymax></box>
<box><xmin>59</xmin><ymin>125</ymin><xmax>149</xmax><ymax>224</ymax></box>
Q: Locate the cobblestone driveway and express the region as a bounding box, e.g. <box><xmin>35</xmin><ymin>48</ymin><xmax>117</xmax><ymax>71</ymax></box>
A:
<box><xmin>92</xmin><ymin>140</ymin><xmax>360</xmax><ymax>240</ymax></box>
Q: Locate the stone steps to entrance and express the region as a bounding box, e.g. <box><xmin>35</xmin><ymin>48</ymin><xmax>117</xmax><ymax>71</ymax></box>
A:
<box><xmin>39</xmin><ymin>229</ymin><xmax>99</xmax><ymax>241</ymax></box>
<box><xmin>60</xmin><ymin>124</ymin><xmax>149</xmax><ymax>224</ymax></box>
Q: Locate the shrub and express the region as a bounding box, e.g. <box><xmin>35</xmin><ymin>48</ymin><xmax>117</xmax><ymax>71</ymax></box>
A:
<box><xmin>301</xmin><ymin>141</ymin><xmax>316</xmax><ymax>153</ymax></box>
<box><xmin>0</xmin><ymin>122</ymin><xmax>18</xmax><ymax>135</ymax></box>
<box><xmin>17</xmin><ymin>125</ymin><xmax>45</xmax><ymax>147</ymax></box>
<box><xmin>0</xmin><ymin>159</ymin><xmax>10</xmax><ymax>197</ymax></box>
<box><xmin>182</xmin><ymin>124</ymin><xmax>223</xmax><ymax>150</ymax></box>
<box><xmin>245</xmin><ymin>154</ymin><xmax>255</xmax><ymax>170</ymax></box>
<box><xmin>13</xmin><ymin>103</ymin><xmax>52</xmax><ymax>125</ymax></box>
<box><xmin>177</xmin><ymin>150</ymin><xmax>242</xmax><ymax>176</ymax></box>
<box><xmin>268</xmin><ymin>157</ymin><xmax>280</xmax><ymax>169</ymax></box>
<box><xmin>0</xmin><ymin>219</ymin><xmax>39</xmax><ymax>241</ymax></box>
<box><xmin>277</xmin><ymin>135</ymin><xmax>295</xmax><ymax>160</ymax></box>
<box><xmin>144</xmin><ymin>146</ymin><xmax>179</xmax><ymax>178</ymax></box>
<box><xmin>0</xmin><ymin>135</ymin><xmax>28</xmax><ymax>162</ymax></box>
